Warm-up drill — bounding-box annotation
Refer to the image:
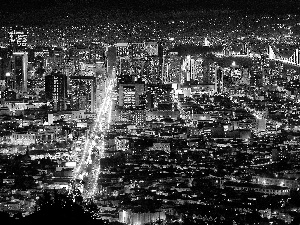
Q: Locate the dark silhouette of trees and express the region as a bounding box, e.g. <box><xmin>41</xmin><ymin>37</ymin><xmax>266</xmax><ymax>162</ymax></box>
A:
<box><xmin>17</xmin><ymin>190</ymin><xmax>104</xmax><ymax>225</ymax></box>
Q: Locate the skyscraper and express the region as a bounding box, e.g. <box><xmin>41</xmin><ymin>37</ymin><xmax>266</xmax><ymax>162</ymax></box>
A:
<box><xmin>181</xmin><ymin>55</ymin><xmax>203</xmax><ymax>84</ymax></box>
<box><xmin>45</xmin><ymin>71</ymin><xmax>67</xmax><ymax>112</ymax></box>
<box><xmin>215</xmin><ymin>67</ymin><xmax>224</xmax><ymax>93</ymax></box>
<box><xmin>162</xmin><ymin>52</ymin><xmax>181</xmax><ymax>84</ymax></box>
<box><xmin>11</xmin><ymin>52</ymin><xmax>28</xmax><ymax>94</ymax></box>
<box><xmin>69</xmin><ymin>75</ymin><xmax>96</xmax><ymax>113</ymax></box>
<box><xmin>118</xmin><ymin>83</ymin><xmax>145</xmax><ymax>109</ymax></box>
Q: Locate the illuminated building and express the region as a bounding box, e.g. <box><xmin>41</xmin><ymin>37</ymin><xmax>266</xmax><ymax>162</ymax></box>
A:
<box><xmin>115</xmin><ymin>43</ymin><xmax>130</xmax><ymax>57</ymax></box>
<box><xmin>143</xmin><ymin>57</ymin><xmax>162</xmax><ymax>84</ymax></box>
<box><xmin>118</xmin><ymin>83</ymin><xmax>145</xmax><ymax>109</ymax></box>
<box><xmin>130</xmin><ymin>42</ymin><xmax>159</xmax><ymax>59</ymax></box>
<box><xmin>250</xmin><ymin>64</ymin><xmax>263</xmax><ymax>87</ymax></box>
<box><xmin>162</xmin><ymin>52</ymin><xmax>182</xmax><ymax>83</ymax></box>
<box><xmin>34</xmin><ymin>48</ymin><xmax>50</xmax><ymax>59</ymax></box>
<box><xmin>215</xmin><ymin>66</ymin><xmax>224</xmax><ymax>93</ymax></box>
<box><xmin>7</xmin><ymin>52</ymin><xmax>28</xmax><ymax>94</ymax></box>
<box><xmin>119</xmin><ymin>210</ymin><xmax>166</xmax><ymax>225</ymax></box>
<box><xmin>116</xmin><ymin>57</ymin><xmax>132</xmax><ymax>84</ymax></box>
<box><xmin>114</xmin><ymin>109</ymin><xmax>146</xmax><ymax>125</ymax></box>
<box><xmin>202</xmin><ymin>62</ymin><xmax>217</xmax><ymax>84</ymax></box>
<box><xmin>10</xmin><ymin>132</ymin><xmax>36</xmax><ymax>146</ymax></box>
<box><xmin>144</xmin><ymin>84</ymin><xmax>173</xmax><ymax>110</ymax></box>
<box><xmin>241</xmin><ymin>43</ymin><xmax>250</xmax><ymax>55</ymax></box>
<box><xmin>253</xmin><ymin>176</ymin><xmax>300</xmax><ymax>190</ymax></box>
<box><xmin>45</xmin><ymin>71</ymin><xmax>67</xmax><ymax>111</ymax></box>
<box><xmin>181</xmin><ymin>55</ymin><xmax>203</xmax><ymax>84</ymax></box>
<box><xmin>131</xmin><ymin>43</ymin><xmax>146</xmax><ymax>59</ymax></box>
<box><xmin>9</xmin><ymin>30</ymin><xmax>28</xmax><ymax>50</ymax></box>
<box><xmin>144</xmin><ymin>42</ymin><xmax>159</xmax><ymax>56</ymax></box>
<box><xmin>115</xmin><ymin>42</ymin><xmax>162</xmax><ymax>84</ymax></box>
<box><xmin>42</xmin><ymin>48</ymin><xmax>66</xmax><ymax>74</ymax></box>
<box><xmin>131</xmin><ymin>57</ymin><xmax>162</xmax><ymax>84</ymax></box>
<box><xmin>69</xmin><ymin>75</ymin><xmax>96</xmax><ymax>113</ymax></box>
<box><xmin>89</xmin><ymin>42</ymin><xmax>105</xmax><ymax>63</ymax></box>
<box><xmin>203</xmin><ymin>37</ymin><xmax>210</xmax><ymax>47</ymax></box>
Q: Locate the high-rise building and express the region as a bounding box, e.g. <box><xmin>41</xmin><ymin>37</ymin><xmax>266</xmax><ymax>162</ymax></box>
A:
<box><xmin>162</xmin><ymin>52</ymin><xmax>181</xmax><ymax>84</ymax></box>
<box><xmin>203</xmin><ymin>62</ymin><xmax>217</xmax><ymax>84</ymax></box>
<box><xmin>89</xmin><ymin>42</ymin><xmax>105</xmax><ymax>63</ymax></box>
<box><xmin>45</xmin><ymin>71</ymin><xmax>68</xmax><ymax>112</ymax></box>
<box><xmin>181</xmin><ymin>55</ymin><xmax>203</xmax><ymax>84</ymax></box>
<box><xmin>9</xmin><ymin>52</ymin><xmax>28</xmax><ymax>94</ymax></box>
<box><xmin>215</xmin><ymin>67</ymin><xmax>224</xmax><ymax>93</ymax></box>
<box><xmin>69</xmin><ymin>76</ymin><xmax>96</xmax><ymax>113</ymax></box>
<box><xmin>116</xmin><ymin>57</ymin><xmax>132</xmax><ymax>84</ymax></box>
<box><xmin>118</xmin><ymin>83</ymin><xmax>145</xmax><ymax>109</ymax></box>
<box><xmin>115</xmin><ymin>43</ymin><xmax>130</xmax><ymax>58</ymax></box>
<box><xmin>145</xmin><ymin>84</ymin><xmax>173</xmax><ymax>110</ymax></box>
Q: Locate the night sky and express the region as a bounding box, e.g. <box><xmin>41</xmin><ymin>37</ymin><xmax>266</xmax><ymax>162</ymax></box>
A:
<box><xmin>1</xmin><ymin>0</ymin><xmax>300</xmax><ymax>14</ymax></box>
<box><xmin>0</xmin><ymin>0</ymin><xmax>298</xmax><ymax>27</ymax></box>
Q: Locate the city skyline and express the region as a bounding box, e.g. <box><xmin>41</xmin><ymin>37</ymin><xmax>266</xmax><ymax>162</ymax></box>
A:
<box><xmin>1</xmin><ymin>1</ymin><xmax>300</xmax><ymax>225</ymax></box>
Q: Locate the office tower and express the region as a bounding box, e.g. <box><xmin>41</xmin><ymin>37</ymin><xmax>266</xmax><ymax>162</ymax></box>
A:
<box><xmin>130</xmin><ymin>42</ymin><xmax>162</xmax><ymax>84</ymax></box>
<box><xmin>51</xmin><ymin>48</ymin><xmax>65</xmax><ymax>71</ymax></box>
<box><xmin>69</xmin><ymin>75</ymin><xmax>96</xmax><ymax>113</ymax></box>
<box><xmin>116</xmin><ymin>57</ymin><xmax>133</xmax><ymax>84</ymax></box>
<box><xmin>181</xmin><ymin>55</ymin><xmax>203</xmax><ymax>84</ymax></box>
<box><xmin>182</xmin><ymin>55</ymin><xmax>192</xmax><ymax>83</ymax></box>
<box><xmin>118</xmin><ymin>83</ymin><xmax>145</xmax><ymax>109</ymax></box>
<box><xmin>131</xmin><ymin>43</ymin><xmax>146</xmax><ymax>59</ymax></box>
<box><xmin>194</xmin><ymin>58</ymin><xmax>204</xmax><ymax>82</ymax></box>
<box><xmin>10</xmin><ymin>52</ymin><xmax>28</xmax><ymax>94</ymax></box>
<box><xmin>156</xmin><ymin>84</ymin><xmax>173</xmax><ymax>110</ymax></box>
<box><xmin>134</xmin><ymin>57</ymin><xmax>161</xmax><ymax>84</ymax></box>
<box><xmin>89</xmin><ymin>42</ymin><xmax>105</xmax><ymax>63</ymax></box>
<box><xmin>115</xmin><ymin>43</ymin><xmax>130</xmax><ymax>58</ymax></box>
<box><xmin>34</xmin><ymin>48</ymin><xmax>50</xmax><ymax>71</ymax></box>
<box><xmin>162</xmin><ymin>52</ymin><xmax>182</xmax><ymax>84</ymax></box>
<box><xmin>215</xmin><ymin>67</ymin><xmax>224</xmax><ymax>93</ymax></box>
<box><xmin>203</xmin><ymin>62</ymin><xmax>217</xmax><ymax>84</ymax></box>
<box><xmin>145</xmin><ymin>57</ymin><xmax>162</xmax><ymax>84</ymax></box>
<box><xmin>114</xmin><ymin>43</ymin><xmax>131</xmax><ymax>84</ymax></box>
<box><xmin>145</xmin><ymin>84</ymin><xmax>173</xmax><ymax>110</ymax></box>
<box><xmin>45</xmin><ymin>71</ymin><xmax>68</xmax><ymax>112</ymax></box>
